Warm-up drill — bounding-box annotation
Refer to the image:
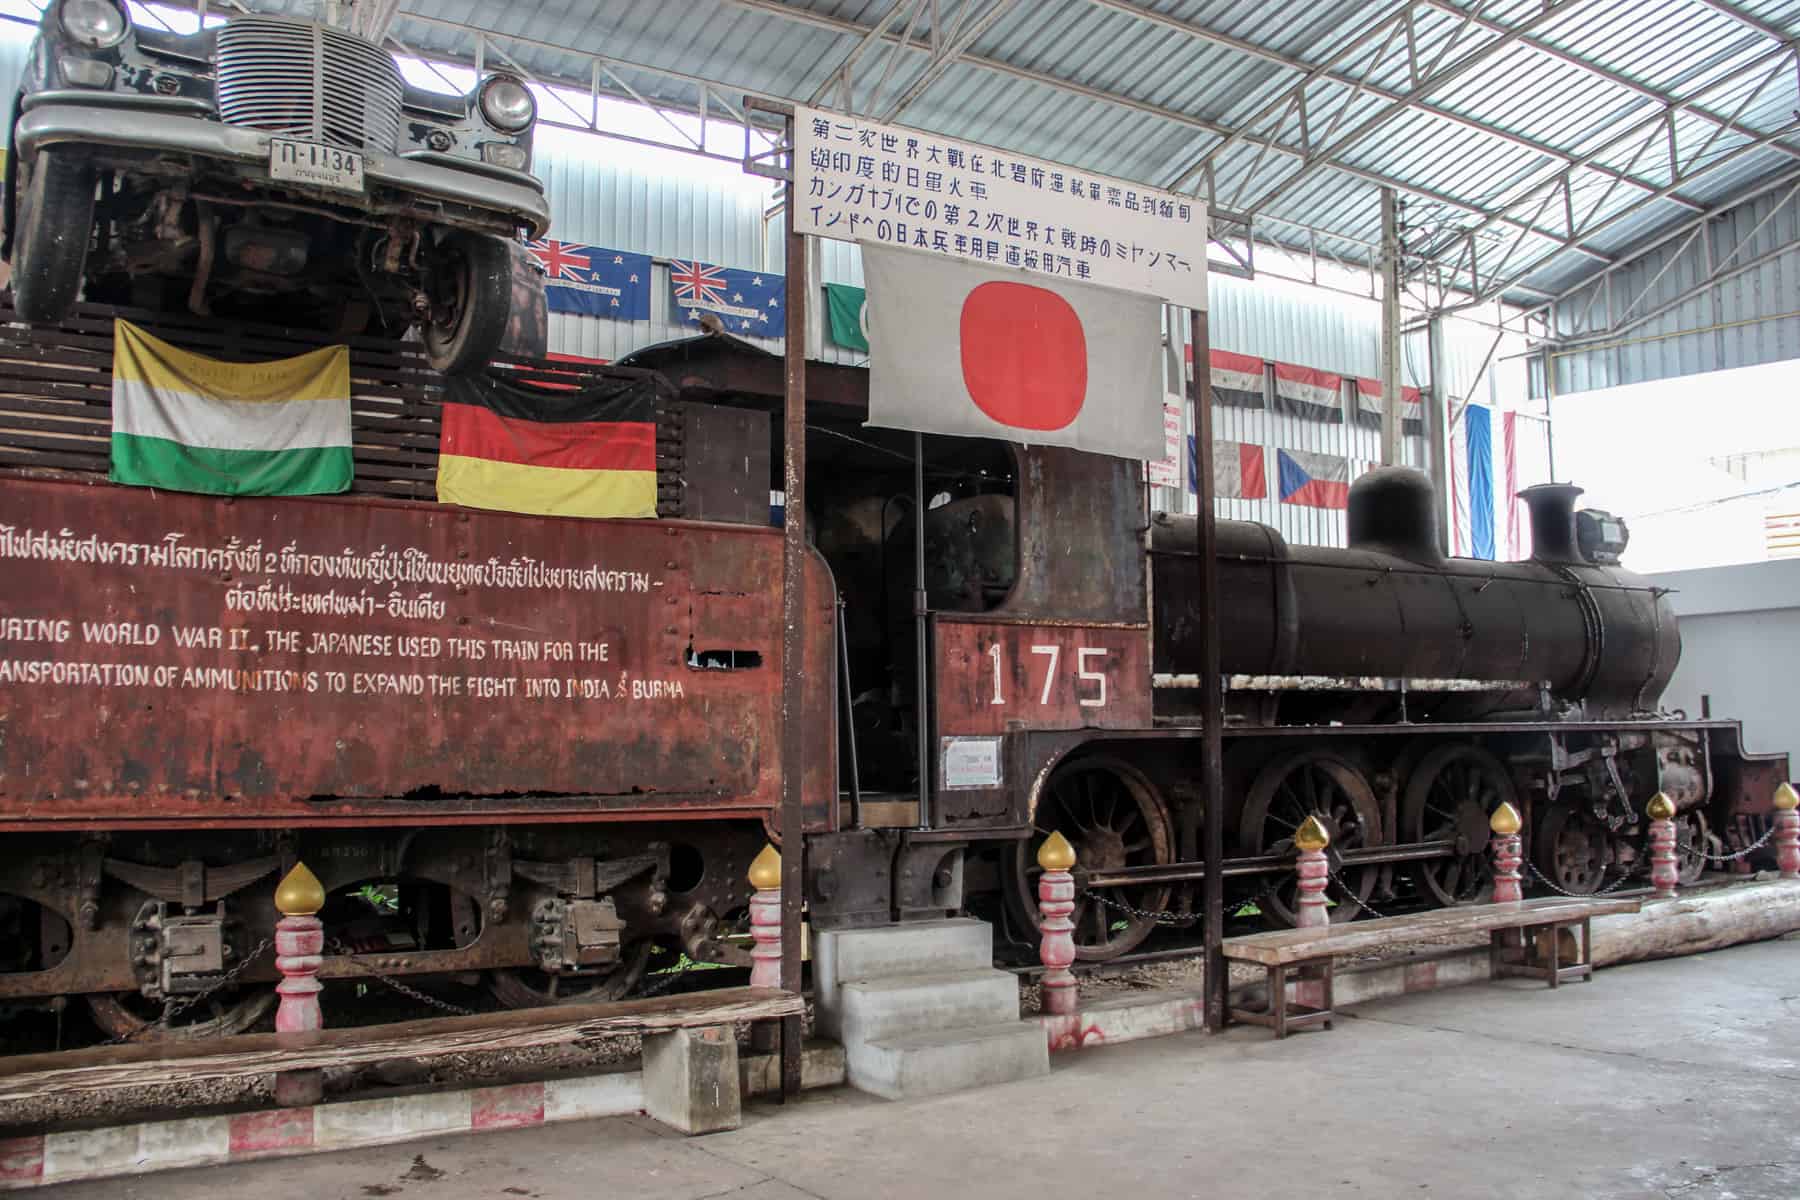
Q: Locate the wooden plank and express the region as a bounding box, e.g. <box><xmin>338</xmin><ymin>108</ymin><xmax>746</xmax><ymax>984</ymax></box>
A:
<box><xmin>1222</xmin><ymin>897</ymin><xmax>1642</xmax><ymax>966</ymax></box>
<box><xmin>0</xmin><ymin>986</ymin><xmax>802</xmax><ymax>1101</ymax></box>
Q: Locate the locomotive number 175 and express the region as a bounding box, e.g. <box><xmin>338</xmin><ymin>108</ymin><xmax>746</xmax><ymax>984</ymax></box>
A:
<box><xmin>985</xmin><ymin>643</ymin><xmax>1109</xmax><ymax>708</ymax></box>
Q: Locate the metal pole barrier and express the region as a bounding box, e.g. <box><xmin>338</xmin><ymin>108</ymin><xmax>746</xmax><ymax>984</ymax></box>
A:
<box><xmin>1190</xmin><ymin>306</ymin><xmax>1227</xmax><ymax>1032</ymax></box>
<box><xmin>777</xmin><ymin>113</ymin><xmax>806</xmax><ymax>1099</ymax></box>
<box><xmin>914</xmin><ymin>432</ymin><xmax>932</xmax><ymax>831</ymax></box>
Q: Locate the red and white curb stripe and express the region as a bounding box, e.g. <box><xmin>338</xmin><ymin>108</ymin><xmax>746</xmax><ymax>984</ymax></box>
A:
<box><xmin>1035</xmin><ymin>950</ymin><xmax>1492</xmax><ymax>1054</ymax></box>
<box><xmin>0</xmin><ymin>1073</ymin><xmax>640</xmax><ymax>1190</ymax></box>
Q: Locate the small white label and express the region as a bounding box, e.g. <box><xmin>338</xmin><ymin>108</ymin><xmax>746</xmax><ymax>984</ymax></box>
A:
<box><xmin>941</xmin><ymin>735</ymin><xmax>1003</xmax><ymax>789</ymax></box>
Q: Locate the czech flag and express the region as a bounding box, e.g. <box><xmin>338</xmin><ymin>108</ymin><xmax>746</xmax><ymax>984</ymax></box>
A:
<box><xmin>1277</xmin><ymin>447</ymin><xmax>1350</xmax><ymax>509</ymax></box>
<box><xmin>436</xmin><ymin>371</ymin><xmax>658</xmax><ymax>519</ymax></box>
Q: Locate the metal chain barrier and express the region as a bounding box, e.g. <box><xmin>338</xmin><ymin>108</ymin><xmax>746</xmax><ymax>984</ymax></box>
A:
<box><xmin>112</xmin><ymin>936</ymin><xmax>273</xmax><ymax>1045</ymax></box>
<box><xmin>1328</xmin><ymin>870</ymin><xmax>1391</xmax><ymax>919</ymax></box>
<box><xmin>326</xmin><ymin>938</ymin><xmax>478</xmax><ymax>1017</ymax></box>
<box><xmin>1524</xmin><ymin>858</ymin><xmax>1642</xmax><ymax>898</ymax></box>
<box><xmin>1083</xmin><ymin>888</ymin><xmax>1203</xmax><ymax>925</ymax></box>
<box><xmin>1676</xmin><ymin>822</ymin><xmax>1775</xmax><ymax>864</ymax></box>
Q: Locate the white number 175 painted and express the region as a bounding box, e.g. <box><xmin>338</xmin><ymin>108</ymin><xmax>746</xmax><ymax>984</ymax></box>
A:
<box><xmin>987</xmin><ymin>643</ymin><xmax>1108</xmax><ymax>708</ymax></box>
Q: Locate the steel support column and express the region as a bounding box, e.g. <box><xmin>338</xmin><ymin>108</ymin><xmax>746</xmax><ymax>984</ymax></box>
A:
<box><xmin>1380</xmin><ymin>188</ymin><xmax>1404</xmax><ymax>467</ymax></box>
<box><xmin>778</xmin><ymin>114</ymin><xmax>807</xmax><ymax>1099</ymax></box>
<box><xmin>1189</xmin><ymin>307</ymin><xmax>1227</xmax><ymax>1033</ymax></box>
<box><xmin>1426</xmin><ymin>315</ymin><xmax>1451</xmax><ymax>554</ymax></box>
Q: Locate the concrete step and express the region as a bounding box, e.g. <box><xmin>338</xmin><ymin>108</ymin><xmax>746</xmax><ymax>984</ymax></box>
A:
<box><xmin>851</xmin><ymin>1022</ymin><xmax>1050</xmax><ymax>1101</ymax></box>
<box><xmin>835</xmin><ymin>969</ymin><xmax>1022</xmax><ymax>1046</ymax></box>
<box><xmin>813</xmin><ymin>920</ymin><xmax>996</xmax><ymax>1039</ymax></box>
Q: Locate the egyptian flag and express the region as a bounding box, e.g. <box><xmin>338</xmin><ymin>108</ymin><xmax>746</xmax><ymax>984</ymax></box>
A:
<box><xmin>861</xmin><ymin>245</ymin><xmax>1163</xmax><ymax>461</ymax></box>
<box><xmin>1187</xmin><ymin>437</ymin><xmax>1267</xmax><ymax>499</ymax></box>
<box><xmin>436</xmin><ymin>371</ymin><xmax>657</xmax><ymax>518</ymax></box>
<box><xmin>1353</xmin><ymin>378</ymin><xmax>1424</xmax><ymax>435</ymax></box>
<box><xmin>1277</xmin><ymin>447</ymin><xmax>1350</xmax><ymax>509</ymax></box>
<box><xmin>1273</xmin><ymin>362</ymin><xmax>1344</xmax><ymax>423</ymax></box>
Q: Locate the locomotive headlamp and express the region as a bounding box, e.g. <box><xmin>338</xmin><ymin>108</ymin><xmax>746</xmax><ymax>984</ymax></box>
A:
<box><xmin>59</xmin><ymin>0</ymin><xmax>129</xmax><ymax>49</ymax></box>
<box><xmin>478</xmin><ymin>74</ymin><xmax>536</xmax><ymax>133</ymax></box>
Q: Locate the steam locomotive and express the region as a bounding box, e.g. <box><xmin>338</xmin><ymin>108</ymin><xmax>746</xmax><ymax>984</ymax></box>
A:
<box><xmin>0</xmin><ymin>324</ymin><xmax>1786</xmax><ymax>1041</ymax></box>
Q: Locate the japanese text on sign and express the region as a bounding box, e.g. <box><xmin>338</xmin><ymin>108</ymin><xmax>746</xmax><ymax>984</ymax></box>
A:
<box><xmin>794</xmin><ymin>104</ymin><xmax>1208</xmax><ymax>311</ymax></box>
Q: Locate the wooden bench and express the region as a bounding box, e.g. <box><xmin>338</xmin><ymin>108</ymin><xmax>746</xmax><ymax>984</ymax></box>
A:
<box><xmin>1222</xmin><ymin>897</ymin><xmax>1642</xmax><ymax>1038</ymax></box>
<box><xmin>0</xmin><ymin>986</ymin><xmax>801</xmax><ymax>1134</ymax></box>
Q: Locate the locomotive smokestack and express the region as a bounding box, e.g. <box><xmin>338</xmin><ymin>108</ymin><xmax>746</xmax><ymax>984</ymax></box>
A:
<box><xmin>1521</xmin><ymin>482</ymin><xmax>1584</xmax><ymax>563</ymax></box>
<box><xmin>1347</xmin><ymin>467</ymin><xmax>1442</xmax><ymax>563</ymax></box>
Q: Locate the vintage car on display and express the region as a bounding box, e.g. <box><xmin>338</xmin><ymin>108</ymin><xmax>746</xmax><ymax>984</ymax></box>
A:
<box><xmin>3</xmin><ymin>0</ymin><xmax>549</xmax><ymax>372</ymax></box>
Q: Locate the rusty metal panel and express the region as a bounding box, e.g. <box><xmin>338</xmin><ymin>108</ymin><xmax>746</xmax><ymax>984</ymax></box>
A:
<box><xmin>0</xmin><ymin>476</ymin><xmax>835</xmax><ymax>829</ymax></box>
<box><xmin>678</xmin><ymin>401</ymin><xmax>771</xmax><ymax>525</ymax></box>
<box><xmin>933</xmin><ymin>617</ymin><xmax>1151</xmax><ymax>736</ymax></box>
<box><xmin>999</xmin><ymin>446</ymin><xmax>1146</xmax><ymax>623</ymax></box>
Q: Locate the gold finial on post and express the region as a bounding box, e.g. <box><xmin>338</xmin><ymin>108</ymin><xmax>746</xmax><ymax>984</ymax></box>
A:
<box><xmin>1037</xmin><ymin>830</ymin><xmax>1077</xmax><ymax>871</ymax></box>
<box><xmin>274</xmin><ymin>862</ymin><xmax>325</xmax><ymax>917</ymax></box>
<box><xmin>748</xmin><ymin>844</ymin><xmax>782</xmax><ymax>890</ymax></box>
<box><xmin>1489</xmin><ymin>801</ymin><xmax>1522</xmax><ymax>837</ymax></box>
<box><xmin>1294</xmin><ymin>815</ymin><xmax>1331</xmax><ymax>853</ymax></box>
<box><xmin>1645</xmin><ymin>791</ymin><xmax>1676</xmax><ymax>822</ymax></box>
<box><xmin>1774</xmin><ymin>782</ymin><xmax>1799</xmax><ymax>811</ymax></box>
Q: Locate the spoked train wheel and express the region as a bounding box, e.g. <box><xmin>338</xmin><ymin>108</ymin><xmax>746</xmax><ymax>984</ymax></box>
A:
<box><xmin>86</xmin><ymin>987</ymin><xmax>275</xmax><ymax>1042</ymax></box>
<box><xmin>488</xmin><ymin>940</ymin><xmax>653</xmax><ymax>1008</ymax></box>
<box><xmin>1009</xmin><ymin>756</ymin><xmax>1175</xmax><ymax>961</ymax></box>
<box><xmin>1238</xmin><ymin>749</ymin><xmax>1382</xmax><ymax>926</ymax></box>
<box><xmin>1404</xmin><ymin>743</ymin><xmax>1512</xmax><ymax>907</ymax></box>
<box><xmin>1535</xmin><ymin>803</ymin><xmax>1607</xmax><ymax>894</ymax></box>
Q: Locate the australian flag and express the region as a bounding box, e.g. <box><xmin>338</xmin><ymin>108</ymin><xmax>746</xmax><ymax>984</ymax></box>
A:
<box><xmin>668</xmin><ymin>258</ymin><xmax>784</xmax><ymax>335</ymax></box>
<box><xmin>525</xmin><ymin>240</ymin><xmax>651</xmax><ymax>320</ymax></box>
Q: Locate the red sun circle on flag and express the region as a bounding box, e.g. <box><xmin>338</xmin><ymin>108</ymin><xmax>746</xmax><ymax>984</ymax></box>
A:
<box><xmin>958</xmin><ymin>281</ymin><xmax>1086</xmax><ymax>431</ymax></box>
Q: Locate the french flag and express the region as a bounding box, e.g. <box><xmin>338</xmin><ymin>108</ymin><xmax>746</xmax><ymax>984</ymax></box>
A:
<box><xmin>1277</xmin><ymin>447</ymin><xmax>1350</xmax><ymax>509</ymax></box>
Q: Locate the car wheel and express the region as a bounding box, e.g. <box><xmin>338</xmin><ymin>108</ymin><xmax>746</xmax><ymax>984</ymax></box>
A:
<box><xmin>11</xmin><ymin>150</ymin><xmax>96</xmax><ymax>323</ymax></box>
<box><xmin>422</xmin><ymin>231</ymin><xmax>511</xmax><ymax>375</ymax></box>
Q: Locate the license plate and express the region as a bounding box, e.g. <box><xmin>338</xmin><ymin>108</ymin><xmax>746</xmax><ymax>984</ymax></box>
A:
<box><xmin>269</xmin><ymin>138</ymin><xmax>364</xmax><ymax>194</ymax></box>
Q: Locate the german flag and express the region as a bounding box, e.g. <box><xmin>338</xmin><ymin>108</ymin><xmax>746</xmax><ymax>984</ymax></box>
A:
<box><xmin>437</xmin><ymin>371</ymin><xmax>657</xmax><ymax>518</ymax></box>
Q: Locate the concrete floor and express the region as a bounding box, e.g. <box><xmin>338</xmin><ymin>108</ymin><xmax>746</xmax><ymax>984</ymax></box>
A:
<box><xmin>43</xmin><ymin>937</ymin><xmax>1800</xmax><ymax>1200</ymax></box>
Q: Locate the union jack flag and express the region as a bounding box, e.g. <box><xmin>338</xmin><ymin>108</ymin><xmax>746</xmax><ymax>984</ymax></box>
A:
<box><xmin>670</xmin><ymin>259</ymin><xmax>728</xmax><ymax>308</ymax></box>
<box><xmin>526</xmin><ymin>239</ymin><xmax>593</xmax><ymax>283</ymax></box>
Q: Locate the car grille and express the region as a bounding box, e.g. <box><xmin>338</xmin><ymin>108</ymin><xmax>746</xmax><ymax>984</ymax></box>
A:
<box><xmin>216</xmin><ymin>17</ymin><xmax>404</xmax><ymax>153</ymax></box>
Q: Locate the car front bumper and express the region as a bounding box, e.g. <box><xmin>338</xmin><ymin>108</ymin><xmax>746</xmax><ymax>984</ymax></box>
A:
<box><xmin>15</xmin><ymin>99</ymin><xmax>551</xmax><ymax>238</ymax></box>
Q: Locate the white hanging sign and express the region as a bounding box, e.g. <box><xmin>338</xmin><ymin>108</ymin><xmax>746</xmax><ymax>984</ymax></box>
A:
<box><xmin>794</xmin><ymin>104</ymin><xmax>1208</xmax><ymax>312</ymax></box>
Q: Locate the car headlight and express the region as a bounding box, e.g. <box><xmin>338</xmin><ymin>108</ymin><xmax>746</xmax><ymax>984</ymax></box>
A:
<box><xmin>478</xmin><ymin>75</ymin><xmax>535</xmax><ymax>133</ymax></box>
<box><xmin>59</xmin><ymin>0</ymin><xmax>129</xmax><ymax>49</ymax></box>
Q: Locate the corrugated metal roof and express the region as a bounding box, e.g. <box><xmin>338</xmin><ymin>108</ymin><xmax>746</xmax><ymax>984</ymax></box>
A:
<box><xmin>342</xmin><ymin>0</ymin><xmax>1800</xmax><ymax>313</ymax></box>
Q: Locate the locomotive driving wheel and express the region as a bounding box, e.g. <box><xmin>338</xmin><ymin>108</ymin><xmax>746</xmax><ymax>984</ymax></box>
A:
<box><xmin>1239</xmin><ymin>749</ymin><xmax>1382</xmax><ymax>926</ymax></box>
<box><xmin>488</xmin><ymin>941</ymin><xmax>654</xmax><ymax>1008</ymax></box>
<box><xmin>86</xmin><ymin>988</ymin><xmax>275</xmax><ymax>1042</ymax></box>
<box><xmin>1535</xmin><ymin>803</ymin><xmax>1606</xmax><ymax>894</ymax></box>
<box><xmin>1675</xmin><ymin>809</ymin><xmax>1715</xmax><ymax>886</ymax></box>
<box><xmin>1403</xmin><ymin>743</ymin><xmax>1512</xmax><ymax>907</ymax></box>
<box><xmin>1010</xmin><ymin>756</ymin><xmax>1175</xmax><ymax>961</ymax></box>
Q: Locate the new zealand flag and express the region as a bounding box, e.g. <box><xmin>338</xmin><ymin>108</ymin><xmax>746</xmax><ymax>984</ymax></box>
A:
<box><xmin>668</xmin><ymin>259</ymin><xmax>784</xmax><ymax>335</ymax></box>
<box><xmin>525</xmin><ymin>240</ymin><xmax>651</xmax><ymax>320</ymax></box>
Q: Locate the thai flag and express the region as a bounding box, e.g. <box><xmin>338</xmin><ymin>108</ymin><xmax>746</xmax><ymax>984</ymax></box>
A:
<box><xmin>1277</xmin><ymin>447</ymin><xmax>1350</xmax><ymax>509</ymax></box>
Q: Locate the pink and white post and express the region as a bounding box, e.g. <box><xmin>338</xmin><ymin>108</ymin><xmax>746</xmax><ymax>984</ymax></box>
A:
<box><xmin>272</xmin><ymin>862</ymin><xmax>327</xmax><ymax>1107</ymax></box>
<box><xmin>1293</xmin><ymin>815</ymin><xmax>1331</xmax><ymax>929</ymax></box>
<box><xmin>1775</xmin><ymin>782</ymin><xmax>1800</xmax><ymax>880</ymax></box>
<box><xmin>1490</xmin><ymin>802</ymin><xmax>1524</xmax><ymax>904</ymax></box>
<box><xmin>748</xmin><ymin>844</ymin><xmax>783</xmax><ymax>990</ymax></box>
<box><xmin>1646</xmin><ymin>791</ymin><xmax>1680</xmax><ymax>899</ymax></box>
<box><xmin>1037</xmin><ymin>832</ymin><xmax>1079</xmax><ymax>1017</ymax></box>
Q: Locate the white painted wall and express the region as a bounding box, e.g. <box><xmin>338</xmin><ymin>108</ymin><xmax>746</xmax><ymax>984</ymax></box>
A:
<box><xmin>1649</xmin><ymin>558</ymin><xmax>1800</xmax><ymax>766</ymax></box>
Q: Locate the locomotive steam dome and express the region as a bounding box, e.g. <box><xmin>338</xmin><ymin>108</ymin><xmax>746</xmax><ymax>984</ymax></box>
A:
<box><xmin>1347</xmin><ymin>466</ymin><xmax>1442</xmax><ymax>563</ymax></box>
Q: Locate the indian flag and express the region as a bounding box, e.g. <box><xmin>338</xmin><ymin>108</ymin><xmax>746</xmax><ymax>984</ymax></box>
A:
<box><xmin>110</xmin><ymin>321</ymin><xmax>353</xmax><ymax>496</ymax></box>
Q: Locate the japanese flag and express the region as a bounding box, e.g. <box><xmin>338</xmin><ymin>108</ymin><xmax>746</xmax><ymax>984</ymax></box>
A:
<box><xmin>862</xmin><ymin>245</ymin><xmax>1164</xmax><ymax>460</ymax></box>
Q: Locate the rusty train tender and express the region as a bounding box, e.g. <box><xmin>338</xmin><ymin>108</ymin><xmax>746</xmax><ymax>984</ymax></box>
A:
<box><xmin>0</xmin><ymin>335</ymin><xmax>1788</xmax><ymax>1038</ymax></box>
